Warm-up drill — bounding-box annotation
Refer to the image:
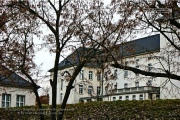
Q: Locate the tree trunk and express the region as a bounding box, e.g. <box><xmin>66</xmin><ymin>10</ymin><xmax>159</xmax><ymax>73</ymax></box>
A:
<box><xmin>33</xmin><ymin>85</ymin><xmax>44</xmax><ymax>120</ymax></box>
<box><xmin>57</xmin><ymin>61</ymin><xmax>86</xmax><ymax>120</ymax></box>
<box><xmin>51</xmin><ymin>47</ymin><xmax>61</xmax><ymax>120</ymax></box>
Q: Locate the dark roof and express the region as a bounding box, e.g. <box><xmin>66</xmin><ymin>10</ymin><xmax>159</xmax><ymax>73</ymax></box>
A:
<box><xmin>117</xmin><ymin>34</ymin><xmax>160</xmax><ymax>57</ymax></box>
<box><xmin>48</xmin><ymin>47</ymin><xmax>101</xmax><ymax>72</ymax></box>
<box><xmin>0</xmin><ymin>65</ymin><xmax>34</xmax><ymax>88</ymax></box>
<box><xmin>49</xmin><ymin>34</ymin><xmax>160</xmax><ymax>72</ymax></box>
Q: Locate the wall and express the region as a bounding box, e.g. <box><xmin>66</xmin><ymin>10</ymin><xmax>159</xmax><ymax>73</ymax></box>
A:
<box><xmin>0</xmin><ymin>86</ymin><xmax>35</xmax><ymax>107</ymax></box>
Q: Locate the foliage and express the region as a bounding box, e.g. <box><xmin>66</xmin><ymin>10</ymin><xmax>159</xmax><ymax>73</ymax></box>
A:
<box><xmin>0</xmin><ymin>99</ymin><xmax>179</xmax><ymax>119</ymax></box>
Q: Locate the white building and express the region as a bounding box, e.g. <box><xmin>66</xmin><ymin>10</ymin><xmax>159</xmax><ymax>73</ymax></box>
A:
<box><xmin>0</xmin><ymin>65</ymin><xmax>36</xmax><ymax>108</ymax></box>
<box><xmin>49</xmin><ymin>34</ymin><xmax>180</xmax><ymax>104</ymax></box>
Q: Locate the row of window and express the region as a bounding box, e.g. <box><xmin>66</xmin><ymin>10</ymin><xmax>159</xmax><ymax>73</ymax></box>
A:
<box><xmin>124</xmin><ymin>63</ymin><xmax>152</xmax><ymax>78</ymax></box>
<box><xmin>2</xmin><ymin>94</ymin><xmax>25</xmax><ymax>108</ymax></box>
<box><xmin>124</xmin><ymin>81</ymin><xmax>139</xmax><ymax>88</ymax></box>
<box><xmin>79</xmin><ymin>85</ymin><xmax>101</xmax><ymax>95</ymax></box>
<box><xmin>80</xmin><ymin>70</ymin><xmax>100</xmax><ymax>80</ymax></box>
<box><xmin>79</xmin><ymin>69</ymin><xmax>118</xmax><ymax>80</ymax></box>
<box><xmin>113</xmin><ymin>94</ymin><xmax>144</xmax><ymax>101</ymax></box>
<box><xmin>79</xmin><ymin>63</ymin><xmax>152</xmax><ymax>81</ymax></box>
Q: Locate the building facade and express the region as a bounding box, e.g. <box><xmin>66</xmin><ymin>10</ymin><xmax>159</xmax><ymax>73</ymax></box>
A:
<box><xmin>49</xmin><ymin>34</ymin><xmax>180</xmax><ymax>104</ymax></box>
<box><xmin>0</xmin><ymin>66</ymin><xmax>36</xmax><ymax>108</ymax></box>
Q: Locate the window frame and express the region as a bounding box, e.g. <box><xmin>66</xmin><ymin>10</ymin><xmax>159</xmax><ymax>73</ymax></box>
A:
<box><xmin>2</xmin><ymin>94</ymin><xmax>11</xmax><ymax>108</ymax></box>
<box><xmin>79</xmin><ymin>70</ymin><xmax>84</xmax><ymax>80</ymax></box>
<box><xmin>114</xmin><ymin>69</ymin><xmax>117</xmax><ymax>78</ymax></box>
<box><xmin>97</xmin><ymin>86</ymin><xmax>101</xmax><ymax>95</ymax></box>
<box><xmin>79</xmin><ymin>85</ymin><xmax>83</xmax><ymax>95</ymax></box>
<box><xmin>124</xmin><ymin>83</ymin><xmax>128</xmax><ymax>88</ymax></box>
<box><xmin>88</xmin><ymin>86</ymin><xmax>93</xmax><ymax>95</ymax></box>
<box><xmin>135</xmin><ymin>81</ymin><xmax>139</xmax><ymax>87</ymax></box>
<box><xmin>139</xmin><ymin>94</ymin><xmax>143</xmax><ymax>100</ymax></box>
<box><xmin>119</xmin><ymin>96</ymin><xmax>122</xmax><ymax>100</ymax></box>
<box><xmin>89</xmin><ymin>71</ymin><xmax>93</xmax><ymax>80</ymax></box>
<box><xmin>135</xmin><ymin>65</ymin><xmax>139</xmax><ymax>76</ymax></box>
<box><xmin>97</xmin><ymin>72</ymin><xmax>101</xmax><ymax>81</ymax></box>
<box><xmin>16</xmin><ymin>95</ymin><xmax>25</xmax><ymax>107</ymax></box>
<box><xmin>148</xmin><ymin>63</ymin><xmax>152</xmax><ymax>72</ymax></box>
<box><xmin>125</xmin><ymin>96</ymin><xmax>129</xmax><ymax>100</ymax></box>
<box><xmin>60</xmin><ymin>93</ymin><xmax>63</xmax><ymax>102</ymax></box>
<box><xmin>61</xmin><ymin>80</ymin><xmax>63</xmax><ymax>90</ymax></box>
<box><xmin>124</xmin><ymin>70</ymin><xmax>128</xmax><ymax>78</ymax></box>
<box><xmin>113</xmin><ymin>97</ymin><xmax>116</xmax><ymax>101</ymax></box>
<box><xmin>132</xmin><ymin>95</ymin><xmax>136</xmax><ymax>100</ymax></box>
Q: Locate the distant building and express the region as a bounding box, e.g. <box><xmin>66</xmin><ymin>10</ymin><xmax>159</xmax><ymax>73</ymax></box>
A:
<box><xmin>38</xmin><ymin>95</ymin><xmax>49</xmax><ymax>105</ymax></box>
<box><xmin>49</xmin><ymin>34</ymin><xmax>180</xmax><ymax>104</ymax></box>
<box><xmin>0</xmin><ymin>65</ymin><xmax>36</xmax><ymax>108</ymax></box>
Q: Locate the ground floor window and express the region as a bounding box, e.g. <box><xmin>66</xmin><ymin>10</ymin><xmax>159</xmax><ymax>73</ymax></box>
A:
<box><xmin>113</xmin><ymin>97</ymin><xmax>116</xmax><ymax>101</ymax></box>
<box><xmin>119</xmin><ymin>96</ymin><xmax>122</xmax><ymax>100</ymax></box>
<box><xmin>156</xmin><ymin>94</ymin><xmax>160</xmax><ymax>99</ymax></box>
<box><xmin>16</xmin><ymin>95</ymin><xmax>25</xmax><ymax>107</ymax></box>
<box><xmin>125</xmin><ymin>96</ymin><xmax>129</xmax><ymax>100</ymax></box>
<box><xmin>2</xmin><ymin>94</ymin><xmax>11</xmax><ymax>108</ymax></box>
<box><xmin>87</xmin><ymin>99</ymin><xmax>92</xmax><ymax>102</ymax></box>
<box><xmin>139</xmin><ymin>94</ymin><xmax>143</xmax><ymax>100</ymax></box>
<box><xmin>132</xmin><ymin>95</ymin><xmax>136</xmax><ymax>100</ymax></box>
<box><xmin>60</xmin><ymin>93</ymin><xmax>63</xmax><ymax>103</ymax></box>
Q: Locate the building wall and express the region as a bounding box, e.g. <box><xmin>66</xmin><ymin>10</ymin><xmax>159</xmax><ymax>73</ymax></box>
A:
<box><xmin>49</xmin><ymin>34</ymin><xmax>180</xmax><ymax>104</ymax></box>
<box><xmin>0</xmin><ymin>86</ymin><xmax>35</xmax><ymax>108</ymax></box>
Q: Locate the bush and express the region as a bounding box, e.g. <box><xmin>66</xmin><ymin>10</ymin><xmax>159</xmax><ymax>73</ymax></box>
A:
<box><xmin>0</xmin><ymin>99</ymin><xmax>179</xmax><ymax>119</ymax></box>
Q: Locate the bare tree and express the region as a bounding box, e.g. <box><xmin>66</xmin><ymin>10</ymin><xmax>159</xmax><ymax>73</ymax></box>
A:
<box><xmin>108</xmin><ymin>0</ymin><xmax>180</xmax><ymax>81</ymax></box>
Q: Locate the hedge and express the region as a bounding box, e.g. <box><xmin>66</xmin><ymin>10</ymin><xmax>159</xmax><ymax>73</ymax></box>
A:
<box><xmin>0</xmin><ymin>99</ymin><xmax>180</xmax><ymax>119</ymax></box>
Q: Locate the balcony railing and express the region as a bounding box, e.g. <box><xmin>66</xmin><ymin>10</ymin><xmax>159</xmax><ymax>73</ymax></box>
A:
<box><xmin>111</xmin><ymin>86</ymin><xmax>160</xmax><ymax>94</ymax></box>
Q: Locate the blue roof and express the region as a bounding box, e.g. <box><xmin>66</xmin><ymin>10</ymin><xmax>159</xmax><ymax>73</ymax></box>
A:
<box><xmin>49</xmin><ymin>47</ymin><xmax>101</xmax><ymax>72</ymax></box>
<box><xmin>118</xmin><ymin>34</ymin><xmax>160</xmax><ymax>57</ymax></box>
<box><xmin>0</xmin><ymin>65</ymin><xmax>34</xmax><ymax>88</ymax></box>
<box><xmin>49</xmin><ymin>34</ymin><xmax>160</xmax><ymax>72</ymax></box>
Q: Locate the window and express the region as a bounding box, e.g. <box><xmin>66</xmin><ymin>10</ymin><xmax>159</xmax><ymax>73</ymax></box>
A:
<box><xmin>16</xmin><ymin>95</ymin><xmax>25</xmax><ymax>107</ymax></box>
<box><xmin>124</xmin><ymin>70</ymin><xmax>128</xmax><ymax>78</ymax></box>
<box><xmin>135</xmin><ymin>65</ymin><xmax>139</xmax><ymax>69</ymax></box>
<box><xmin>89</xmin><ymin>71</ymin><xmax>93</xmax><ymax>80</ymax></box>
<box><xmin>139</xmin><ymin>94</ymin><xmax>143</xmax><ymax>100</ymax></box>
<box><xmin>156</xmin><ymin>94</ymin><xmax>160</xmax><ymax>99</ymax></box>
<box><xmin>135</xmin><ymin>81</ymin><xmax>139</xmax><ymax>87</ymax></box>
<box><xmin>125</xmin><ymin>96</ymin><xmax>129</xmax><ymax>100</ymax></box>
<box><xmin>119</xmin><ymin>96</ymin><xmax>122</xmax><ymax>100</ymax></box>
<box><xmin>136</xmin><ymin>59</ymin><xmax>139</xmax><ymax>64</ymax></box>
<box><xmin>148</xmin><ymin>63</ymin><xmax>152</xmax><ymax>72</ymax></box>
<box><xmin>79</xmin><ymin>70</ymin><xmax>84</xmax><ymax>80</ymax></box>
<box><xmin>97</xmin><ymin>72</ymin><xmax>101</xmax><ymax>81</ymax></box>
<box><xmin>135</xmin><ymin>65</ymin><xmax>139</xmax><ymax>76</ymax></box>
<box><xmin>114</xmin><ymin>84</ymin><xmax>117</xmax><ymax>89</ymax></box>
<box><xmin>61</xmin><ymin>80</ymin><xmax>63</xmax><ymax>90</ymax></box>
<box><xmin>147</xmin><ymin>80</ymin><xmax>152</xmax><ymax>86</ymax></box>
<box><xmin>87</xmin><ymin>99</ymin><xmax>91</xmax><ymax>102</ymax></box>
<box><xmin>124</xmin><ymin>83</ymin><xmax>128</xmax><ymax>88</ymax></box>
<box><xmin>60</xmin><ymin>93</ymin><xmax>63</xmax><ymax>102</ymax></box>
<box><xmin>88</xmin><ymin>86</ymin><xmax>93</xmax><ymax>95</ymax></box>
<box><xmin>125</xmin><ymin>61</ymin><xmax>128</xmax><ymax>65</ymax></box>
<box><xmin>113</xmin><ymin>97</ymin><xmax>116</xmax><ymax>101</ymax></box>
<box><xmin>132</xmin><ymin>95</ymin><xmax>136</xmax><ymax>100</ymax></box>
<box><xmin>114</xmin><ymin>69</ymin><xmax>117</xmax><ymax>78</ymax></box>
<box><xmin>79</xmin><ymin>85</ymin><xmax>83</xmax><ymax>94</ymax></box>
<box><xmin>2</xmin><ymin>94</ymin><xmax>11</xmax><ymax>108</ymax></box>
<box><xmin>97</xmin><ymin>86</ymin><xmax>101</xmax><ymax>95</ymax></box>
